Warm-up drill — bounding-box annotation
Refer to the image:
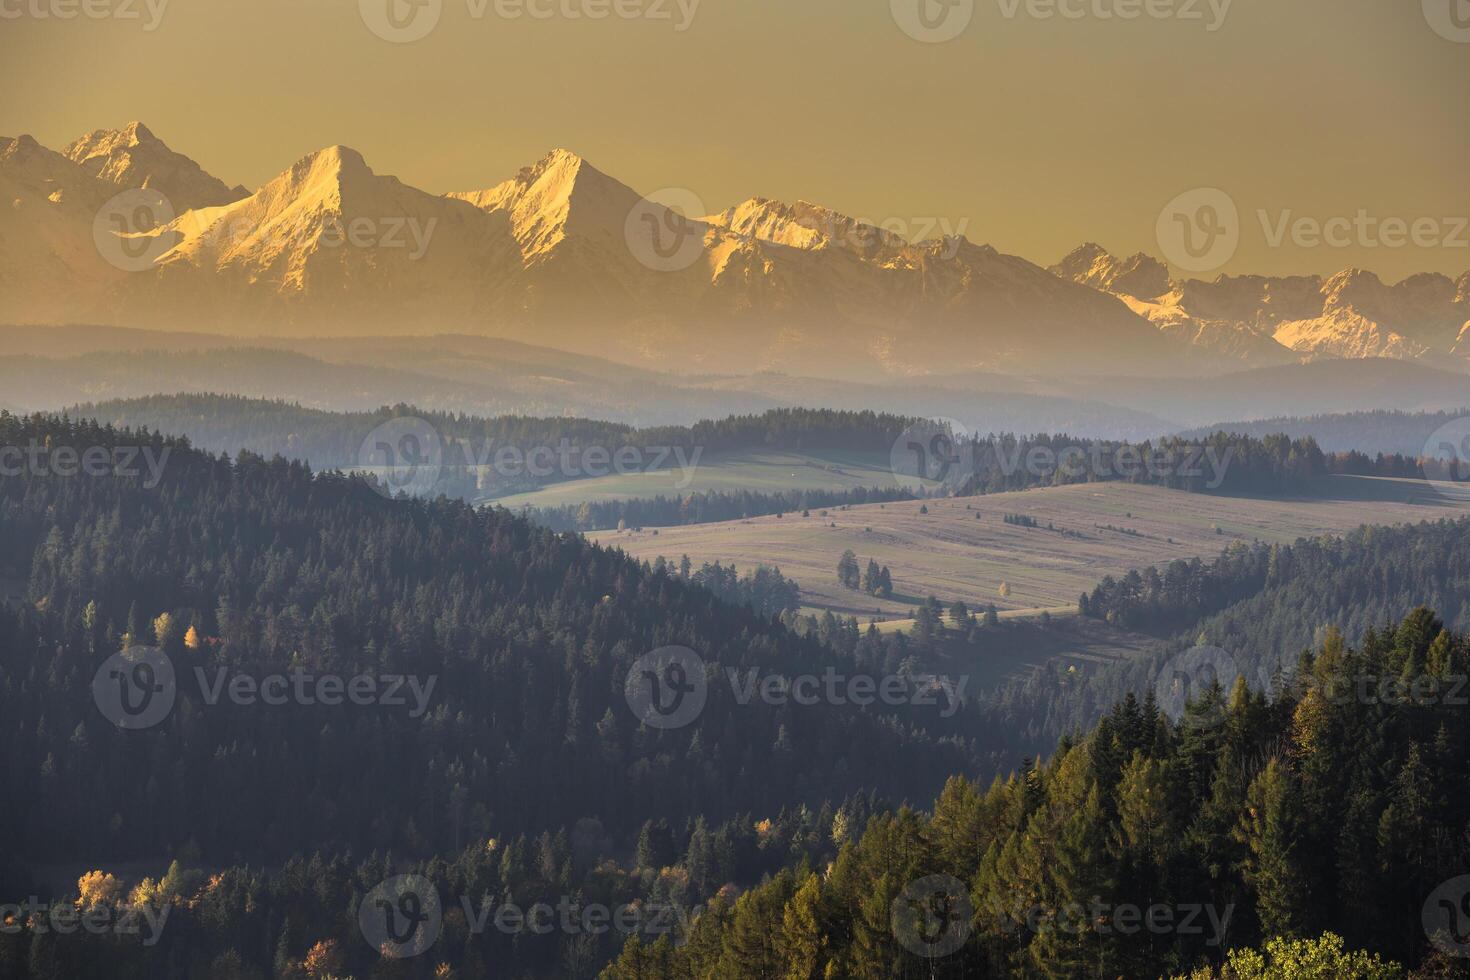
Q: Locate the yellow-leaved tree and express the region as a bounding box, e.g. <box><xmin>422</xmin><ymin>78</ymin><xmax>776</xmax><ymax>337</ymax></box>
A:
<box><xmin>76</xmin><ymin>870</ymin><xmax>123</xmax><ymax>908</ymax></box>
<box><xmin>152</xmin><ymin>612</ymin><xmax>175</xmax><ymax>648</ymax></box>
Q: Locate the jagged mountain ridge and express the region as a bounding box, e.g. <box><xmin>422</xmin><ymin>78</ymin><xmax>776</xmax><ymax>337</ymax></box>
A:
<box><xmin>1050</xmin><ymin>243</ymin><xmax>1470</xmax><ymax>368</ymax></box>
<box><xmin>63</xmin><ymin>121</ymin><xmax>249</xmax><ymax>211</ymax></box>
<box><xmin>4</xmin><ymin>122</ymin><xmax>1467</xmax><ymax>378</ymax></box>
<box><xmin>0</xmin><ymin>124</ymin><xmax>1190</xmax><ymax>376</ymax></box>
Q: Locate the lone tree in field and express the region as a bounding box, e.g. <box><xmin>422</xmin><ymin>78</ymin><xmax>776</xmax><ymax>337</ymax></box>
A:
<box><xmin>837</xmin><ymin>550</ymin><xmax>861</xmax><ymax>589</ymax></box>
<box><xmin>998</xmin><ymin>581</ymin><xmax>1011</xmax><ymax>598</ymax></box>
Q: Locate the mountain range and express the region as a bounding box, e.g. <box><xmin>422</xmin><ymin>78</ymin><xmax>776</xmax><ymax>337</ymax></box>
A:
<box><xmin>1051</xmin><ymin>243</ymin><xmax>1470</xmax><ymax>365</ymax></box>
<box><xmin>4</xmin><ymin>122</ymin><xmax>1468</xmax><ymax>379</ymax></box>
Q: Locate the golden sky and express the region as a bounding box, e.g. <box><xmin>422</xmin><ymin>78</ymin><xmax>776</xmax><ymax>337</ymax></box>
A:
<box><xmin>3</xmin><ymin>0</ymin><xmax>1467</xmax><ymax>280</ymax></box>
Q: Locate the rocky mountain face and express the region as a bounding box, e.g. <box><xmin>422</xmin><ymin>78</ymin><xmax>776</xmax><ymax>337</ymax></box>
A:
<box><xmin>63</xmin><ymin>121</ymin><xmax>249</xmax><ymax>211</ymax></box>
<box><xmin>1050</xmin><ymin>244</ymin><xmax>1470</xmax><ymax>369</ymax></box>
<box><xmin>4</xmin><ymin>123</ymin><xmax>1466</xmax><ymax>378</ymax></box>
<box><xmin>0</xmin><ymin>134</ymin><xmax>125</xmax><ymax>323</ymax></box>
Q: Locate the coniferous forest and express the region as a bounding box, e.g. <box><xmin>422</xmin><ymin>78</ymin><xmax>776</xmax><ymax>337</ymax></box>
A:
<box><xmin>2</xmin><ymin>411</ymin><xmax>1470</xmax><ymax>978</ymax></box>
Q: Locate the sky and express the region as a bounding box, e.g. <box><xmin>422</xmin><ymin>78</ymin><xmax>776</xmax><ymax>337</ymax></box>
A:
<box><xmin>3</xmin><ymin>0</ymin><xmax>1468</xmax><ymax>280</ymax></box>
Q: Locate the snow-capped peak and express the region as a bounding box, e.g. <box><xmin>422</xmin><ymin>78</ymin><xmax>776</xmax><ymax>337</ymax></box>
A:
<box><xmin>62</xmin><ymin>121</ymin><xmax>247</xmax><ymax>210</ymax></box>
<box><xmin>450</xmin><ymin>147</ymin><xmax>647</xmax><ymax>261</ymax></box>
<box><xmin>1050</xmin><ymin>242</ymin><xmax>1171</xmax><ymax>300</ymax></box>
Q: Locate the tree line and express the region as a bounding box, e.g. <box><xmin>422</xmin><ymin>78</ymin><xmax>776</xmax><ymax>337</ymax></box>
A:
<box><xmin>604</xmin><ymin>608</ymin><xmax>1470</xmax><ymax>978</ymax></box>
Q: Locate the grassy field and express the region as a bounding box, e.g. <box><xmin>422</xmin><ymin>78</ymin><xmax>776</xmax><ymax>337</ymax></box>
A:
<box><xmin>590</xmin><ymin>476</ymin><xmax>1470</xmax><ymax>622</ymax></box>
<box><xmin>486</xmin><ymin>449</ymin><xmax>899</xmax><ymax>508</ymax></box>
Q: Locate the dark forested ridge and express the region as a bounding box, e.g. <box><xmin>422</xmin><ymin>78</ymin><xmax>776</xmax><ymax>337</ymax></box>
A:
<box><xmin>602</xmin><ymin>609</ymin><xmax>1470</xmax><ymax>978</ymax></box>
<box><xmin>0</xmin><ymin>413</ymin><xmax>977</xmax><ymax>856</ymax></box>
<box><xmin>1176</xmin><ymin>408</ymin><xmax>1470</xmax><ymax>457</ymax></box>
<box><xmin>988</xmin><ymin>517</ymin><xmax>1470</xmax><ymax>761</ymax></box>
<box><xmin>65</xmin><ymin>395</ymin><xmax>914</xmax><ymax>470</ymax></box>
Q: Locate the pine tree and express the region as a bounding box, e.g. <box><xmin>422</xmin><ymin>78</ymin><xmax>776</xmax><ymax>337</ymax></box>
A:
<box><xmin>779</xmin><ymin>872</ymin><xmax>826</xmax><ymax>979</ymax></box>
<box><xmin>1235</xmin><ymin>758</ymin><xmax>1307</xmax><ymax>939</ymax></box>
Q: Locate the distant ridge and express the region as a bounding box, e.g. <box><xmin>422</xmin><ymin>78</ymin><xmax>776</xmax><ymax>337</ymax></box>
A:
<box><xmin>2</xmin><ymin>124</ymin><xmax>1466</xmax><ymax>379</ymax></box>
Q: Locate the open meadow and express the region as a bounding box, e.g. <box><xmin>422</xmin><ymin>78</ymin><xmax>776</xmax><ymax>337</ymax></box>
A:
<box><xmin>590</xmin><ymin>476</ymin><xmax>1470</xmax><ymax>621</ymax></box>
<box><xmin>486</xmin><ymin>449</ymin><xmax>899</xmax><ymax>508</ymax></box>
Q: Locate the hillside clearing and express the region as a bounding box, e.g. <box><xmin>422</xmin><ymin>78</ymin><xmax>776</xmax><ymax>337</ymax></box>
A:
<box><xmin>590</xmin><ymin>477</ymin><xmax>1470</xmax><ymax>621</ymax></box>
<box><xmin>486</xmin><ymin>449</ymin><xmax>899</xmax><ymax>508</ymax></box>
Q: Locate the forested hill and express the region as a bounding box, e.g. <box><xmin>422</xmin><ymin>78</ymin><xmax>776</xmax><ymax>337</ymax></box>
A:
<box><xmin>63</xmin><ymin>394</ymin><xmax>915</xmax><ymax>468</ymax></box>
<box><xmin>5</xmin><ymin>414</ymin><xmax>1469</xmax><ymax>976</ymax></box>
<box><xmin>0</xmin><ymin>411</ymin><xmax>976</xmax><ymax>870</ymax></box>
<box><xmin>990</xmin><ymin>517</ymin><xmax>1470</xmax><ymax>757</ymax></box>
<box><xmin>1176</xmin><ymin>408</ymin><xmax>1470</xmax><ymax>457</ymax></box>
<box><xmin>604</xmin><ymin>609</ymin><xmax>1470</xmax><ymax>978</ymax></box>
